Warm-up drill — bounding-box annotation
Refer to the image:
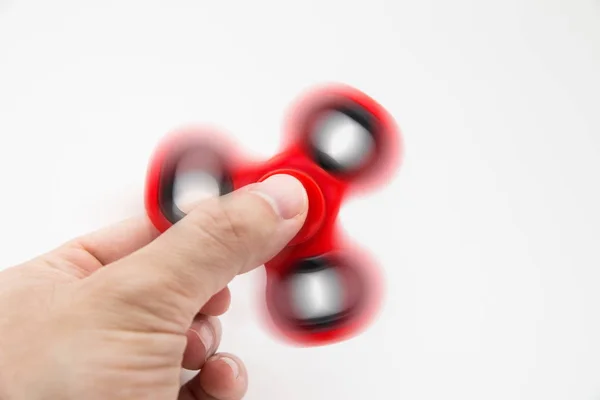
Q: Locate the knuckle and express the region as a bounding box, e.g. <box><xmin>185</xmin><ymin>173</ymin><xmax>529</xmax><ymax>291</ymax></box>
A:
<box><xmin>84</xmin><ymin>265</ymin><xmax>196</xmax><ymax>330</ymax></box>
<box><xmin>186</xmin><ymin>201</ymin><xmax>252</xmax><ymax>269</ymax></box>
<box><xmin>203</xmin><ymin>202</ymin><xmax>246</xmax><ymax>243</ymax></box>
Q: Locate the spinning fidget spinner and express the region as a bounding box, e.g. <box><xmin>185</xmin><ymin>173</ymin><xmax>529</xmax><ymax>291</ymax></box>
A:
<box><xmin>145</xmin><ymin>84</ymin><xmax>402</xmax><ymax>346</ymax></box>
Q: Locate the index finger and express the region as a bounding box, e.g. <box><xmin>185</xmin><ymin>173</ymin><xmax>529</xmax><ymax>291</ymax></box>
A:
<box><xmin>71</xmin><ymin>214</ymin><xmax>160</xmax><ymax>266</ymax></box>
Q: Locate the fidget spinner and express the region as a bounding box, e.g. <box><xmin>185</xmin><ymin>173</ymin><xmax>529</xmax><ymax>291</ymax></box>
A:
<box><xmin>144</xmin><ymin>84</ymin><xmax>402</xmax><ymax>346</ymax></box>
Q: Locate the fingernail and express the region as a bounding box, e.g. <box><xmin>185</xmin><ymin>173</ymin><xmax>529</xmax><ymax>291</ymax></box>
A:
<box><xmin>219</xmin><ymin>356</ymin><xmax>240</xmax><ymax>379</ymax></box>
<box><xmin>252</xmin><ymin>174</ymin><xmax>308</xmax><ymax>219</ymax></box>
<box><xmin>192</xmin><ymin>322</ymin><xmax>214</xmax><ymax>356</ymax></box>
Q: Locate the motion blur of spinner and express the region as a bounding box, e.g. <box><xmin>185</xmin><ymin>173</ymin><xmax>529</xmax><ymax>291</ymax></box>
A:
<box><xmin>144</xmin><ymin>84</ymin><xmax>403</xmax><ymax>346</ymax></box>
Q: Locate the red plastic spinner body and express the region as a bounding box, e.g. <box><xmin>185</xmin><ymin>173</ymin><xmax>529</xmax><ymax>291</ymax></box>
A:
<box><xmin>145</xmin><ymin>83</ymin><xmax>402</xmax><ymax>346</ymax></box>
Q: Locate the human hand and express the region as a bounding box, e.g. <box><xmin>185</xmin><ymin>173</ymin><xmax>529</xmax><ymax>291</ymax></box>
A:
<box><xmin>0</xmin><ymin>174</ymin><xmax>307</xmax><ymax>400</ymax></box>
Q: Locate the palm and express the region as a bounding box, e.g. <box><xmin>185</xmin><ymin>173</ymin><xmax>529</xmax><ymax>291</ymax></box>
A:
<box><xmin>0</xmin><ymin>218</ymin><xmax>246</xmax><ymax>400</ymax></box>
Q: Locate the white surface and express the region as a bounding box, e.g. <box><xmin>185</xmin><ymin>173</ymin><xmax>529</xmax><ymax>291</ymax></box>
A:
<box><xmin>1</xmin><ymin>1</ymin><xmax>600</xmax><ymax>399</ymax></box>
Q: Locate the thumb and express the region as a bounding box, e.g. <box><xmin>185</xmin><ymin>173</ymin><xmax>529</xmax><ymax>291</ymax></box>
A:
<box><xmin>87</xmin><ymin>174</ymin><xmax>308</xmax><ymax>326</ymax></box>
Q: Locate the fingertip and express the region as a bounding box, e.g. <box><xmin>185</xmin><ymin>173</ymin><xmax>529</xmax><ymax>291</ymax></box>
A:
<box><xmin>251</xmin><ymin>174</ymin><xmax>308</xmax><ymax>220</ymax></box>
<box><xmin>198</xmin><ymin>353</ymin><xmax>247</xmax><ymax>400</ymax></box>
<box><xmin>182</xmin><ymin>316</ymin><xmax>222</xmax><ymax>371</ymax></box>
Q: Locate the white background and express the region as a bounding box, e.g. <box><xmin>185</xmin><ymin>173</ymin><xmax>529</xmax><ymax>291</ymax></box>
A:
<box><xmin>1</xmin><ymin>1</ymin><xmax>600</xmax><ymax>399</ymax></box>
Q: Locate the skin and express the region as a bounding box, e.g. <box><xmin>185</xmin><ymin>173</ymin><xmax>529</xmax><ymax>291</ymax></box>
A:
<box><xmin>0</xmin><ymin>174</ymin><xmax>308</xmax><ymax>400</ymax></box>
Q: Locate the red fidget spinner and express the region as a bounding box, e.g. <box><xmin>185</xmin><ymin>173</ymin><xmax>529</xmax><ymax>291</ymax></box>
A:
<box><xmin>145</xmin><ymin>84</ymin><xmax>402</xmax><ymax>346</ymax></box>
